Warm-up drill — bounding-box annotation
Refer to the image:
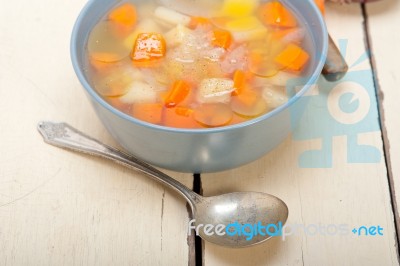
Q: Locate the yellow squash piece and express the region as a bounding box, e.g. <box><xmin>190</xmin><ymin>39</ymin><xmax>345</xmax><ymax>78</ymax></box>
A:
<box><xmin>221</xmin><ymin>0</ymin><xmax>259</xmax><ymax>17</ymax></box>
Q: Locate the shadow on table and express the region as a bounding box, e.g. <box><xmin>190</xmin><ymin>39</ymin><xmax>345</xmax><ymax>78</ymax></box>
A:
<box><xmin>204</xmin><ymin>236</ymin><xmax>300</xmax><ymax>266</ymax></box>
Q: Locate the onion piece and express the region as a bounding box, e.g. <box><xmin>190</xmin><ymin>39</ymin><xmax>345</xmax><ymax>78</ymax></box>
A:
<box><xmin>220</xmin><ymin>44</ymin><xmax>248</xmax><ymax>74</ymax></box>
<box><xmin>253</xmin><ymin>71</ymin><xmax>300</xmax><ymax>87</ymax></box>
<box><xmin>282</xmin><ymin>28</ymin><xmax>306</xmax><ymax>44</ymax></box>
<box><xmin>93</xmin><ymin>67</ymin><xmax>141</xmax><ymax>97</ymax></box>
<box><xmin>154</xmin><ymin>6</ymin><xmax>191</xmax><ymax>26</ymax></box>
<box><xmin>119</xmin><ymin>81</ymin><xmax>159</xmax><ymax>104</ymax></box>
<box><xmin>164</xmin><ymin>24</ymin><xmax>192</xmax><ymax>47</ymax></box>
<box><xmin>262</xmin><ymin>85</ymin><xmax>288</xmax><ymax>109</ymax></box>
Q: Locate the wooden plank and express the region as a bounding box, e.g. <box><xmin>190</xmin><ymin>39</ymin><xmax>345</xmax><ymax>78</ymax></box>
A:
<box><xmin>201</xmin><ymin>3</ymin><xmax>399</xmax><ymax>265</ymax></box>
<box><xmin>0</xmin><ymin>1</ymin><xmax>192</xmax><ymax>265</ymax></box>
<box><xmin>366</xmin><ymin>0</ymin><xmax>400</xmax><ymax>240</ymax></box>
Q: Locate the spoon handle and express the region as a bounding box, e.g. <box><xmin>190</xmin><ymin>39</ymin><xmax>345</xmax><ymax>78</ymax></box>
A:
<box><xmin>37</xmin><ymin>121</ymin><xmax>200</xmax><ymax>205</ymax></box>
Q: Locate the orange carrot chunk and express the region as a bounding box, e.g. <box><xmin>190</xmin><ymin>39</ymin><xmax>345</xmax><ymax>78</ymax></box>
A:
<box><xmin>232</xmin><ymin>70</ymin><xmax>246</xmax><ymax>96</ymax></box>
<box><xmin>274</xmin><ymin>44</ymin><xmax>310</xmax><ymax>71</ymax></box>
<box><xmin>132</xmin><ymin>103</ymin><xmax>163</xmax><ymax>124</ymax></box>
<box><xmin>314</xmin><ymin>0</ymin><xmax>325</xmax><ymax>15</ymax></box>
<box><xmin>105</xmin><ymin>97</ymin><xmax>133</xmax><ymax>115</ymax></box>
<box><xmin>165</xmin><ymin>80</ymin><xmax>191</xmax><ymax>108</ymax></box>
<box><xmin>189</xmin><ymin>17</ymin><xmax>211</xmax><ymax>29</ymax></box>
<box><xmin>212</xmin><ymin>29</ymin><xmax>233</xmax><ymax>50</ymax></box>
<box><xmin>108</xmin><ymin>3</ymin><xmax>137</xmax><ymax>28</ymax></box>
<box><xmin>258</xmin><ymin>2</ymin><xmax>297</xmax><ymax>28</ymax></box>
<box><xmin>175</xmin><ymin>107</ymin><xmax>194</xmax><ymax>117</ymax></box>
<box><xmin>164</xmin><ymin>107</ymin><xmax>198</xmax><ymax>129</ymax></box>
<box><xmin>131</xmin><ymin>33</ymin><xmax>166</xmax><ymax>67</ymax></box>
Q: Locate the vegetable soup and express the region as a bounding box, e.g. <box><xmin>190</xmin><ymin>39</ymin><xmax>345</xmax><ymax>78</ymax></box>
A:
<box><xmin>85</xmin><ymin>0</ymin><xmax>313</xmax><ymax>129</ymax></box>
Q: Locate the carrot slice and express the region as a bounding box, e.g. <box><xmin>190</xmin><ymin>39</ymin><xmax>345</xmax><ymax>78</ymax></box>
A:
<box><xmin>212</xmin><ymin>29</ymin><xmax>233</xmax><ymax>50</ymax></box>
<box><xmin>194</xmin><ymin>103</ymin><xmax>233</xmax><ymax>128</ymax></box>
<box><xmin>165</xmin><ymin>80</ymin><xmax>191</xmax><ymax>108</ymax></box>
<box><xmin>108</xmin><ymin>3</ymin><xmax>137</xmax><ymax>28</ymax></box>
<box><xmin>249</xmin><ymin>53</ymin><xmax>280</xmax><ymax>78</ymax></box>
<box><xmin>232</xmin><ymin>70</ymin><xmax>246</xmax><ymax>96</ymax></box>
<box><xmin>131</xmin><ymin>33</ymin><xmax>166</xmax><ymax>67</ymax></box>
<box><xmin>258</xmin><ymin>2</ymin><xmax>297</xmax><ymax>28</ymax></box>
<box><xmin>90</xmin><ymin>52</ymin><xmax>123</xmax><ymax>63</ymax></box>
<box><xmin>248</xmin><ymin>35</ymin><xmax>287</xmax><ymax>77</ymax></box>
<box><xmin>89</xmin><ymin>56</ymin><xmax>116</xmax><ymax>72</ymax></box>
<box><xmin>132</xmin><ymin>103</ymin><xmax>163</xmax><ymax>124</ymax></box>
<box><xmin>231</xmin><ymin>89</ymin><xmax>268</xmax><ymax>118</ymax></box>
<box><xmin>88</xmin><ymin>21</ymin><xmax>131</xmax><ymax>62</ymax></box>
<box><xmin>274</xmin><ymin>44</ymin><xmax>310</xmax><ymax>71</ymax></box>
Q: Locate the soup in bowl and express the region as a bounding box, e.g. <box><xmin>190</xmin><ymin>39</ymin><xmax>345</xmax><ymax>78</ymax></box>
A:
<box><xmin>71</xmin><ymin>0</ymin><xmax>327</xmax><ymax>172</ymax></box>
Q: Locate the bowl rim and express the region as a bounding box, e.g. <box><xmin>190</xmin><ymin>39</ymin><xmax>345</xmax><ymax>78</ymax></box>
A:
<box><xmin>71</xmin><ymin>0</ymin><xmax>328</xmax><ymax>135</ymax></box>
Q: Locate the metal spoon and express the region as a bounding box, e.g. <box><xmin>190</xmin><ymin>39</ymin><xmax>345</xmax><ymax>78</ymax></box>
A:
<box><xmin>37</xmin><ymin>121</ymin><xmax>288</xmax><ymax>248</ymax></box>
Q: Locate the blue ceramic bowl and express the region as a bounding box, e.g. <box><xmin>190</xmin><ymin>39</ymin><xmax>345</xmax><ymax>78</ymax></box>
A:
<box><xmin>71</xmin><ymin>0</ymin><xmax>327</xmax><ymax>173</ymax></box>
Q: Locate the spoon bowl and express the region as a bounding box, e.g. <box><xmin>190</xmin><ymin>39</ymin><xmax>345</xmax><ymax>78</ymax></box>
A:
<box><xmin>37</xmin><ymin>121</ymin><xmax>288</xmax><ymax>247</ymax></box>
<box><xmin>195</xmin><ymin>192</ymin><xmax>288</xmax><ymax>247</ymax></box>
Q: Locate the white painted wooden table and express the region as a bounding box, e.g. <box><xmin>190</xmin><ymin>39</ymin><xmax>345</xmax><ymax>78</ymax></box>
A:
<box><xmin>0</xmin><ymin>1</ymin><xmax>399</xmax><ymax>265</ymax></box>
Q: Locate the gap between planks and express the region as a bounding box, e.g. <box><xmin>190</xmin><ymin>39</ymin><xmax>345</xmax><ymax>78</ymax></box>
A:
<box><xmin>188</xmin><ymin>173</ymin><xmax>203</xmax><ymax>266</ymax></box>
<box><xmin>361</xmin><ymin>3</ymin><xmax>400</xmax><ymax>256</ymax></box>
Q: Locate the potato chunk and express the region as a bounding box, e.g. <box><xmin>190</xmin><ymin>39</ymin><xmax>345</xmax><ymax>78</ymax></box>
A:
<box><xmin>197</xmin><ymin>78</ymin><xmax>234</xmax><ymax>103</ymax></box>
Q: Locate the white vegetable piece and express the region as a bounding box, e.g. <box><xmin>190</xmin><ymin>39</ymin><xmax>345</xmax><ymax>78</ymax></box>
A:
<box><xmin>93</xmin><ymin>67</ymin><xmax>143</xmax><ymax>97</ymax></box>
<box><xmin>164</xmin><ymin>24</ymin><xmax>192</xmax><ymax>47</ymax></box>
<box><xmin>202</xmin><ymin>47</ymin><xmax>226</xmax><ymax>62</ymax></box>
<box><xmin>154</xmin><ymin>6</ymin><xmax>191</xmax><ymax>27</ymax></box>
<box><xmin>281</xmin><ymin>28</ymin><xmax>306</xmax><ymax>44</ymax></box>
<box><xmin>253</xmin><ymin>71</ymin><xmax>300</xmax><ymax>87</ymax></box>
<box><xmin>220</xmin><ymin>45</ymin><xmax>248</xmax><ymax>74</ymax></box>
<box><xmin>157</xmin><ymin>0</ymin><xmax>221</xmax><ymax>17</ymax></box>
<box><xmin>120</xmin><ymin>81</ymin><xmax>158</xmax><ymax>104</ymax></box>
<box><xmin>232</xmin><ymin>27</ymin><xmax>268</xmax><ymax>43</ymax></box>
<box><xmin>197</xmin><ymin>78</ymin><xmax>235</xmax><ymax>104</ymax></box>
<box><xmin>262</xmin><ymin>85</ymin><xmax>289</xmax><ymax>109</ymax></box>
